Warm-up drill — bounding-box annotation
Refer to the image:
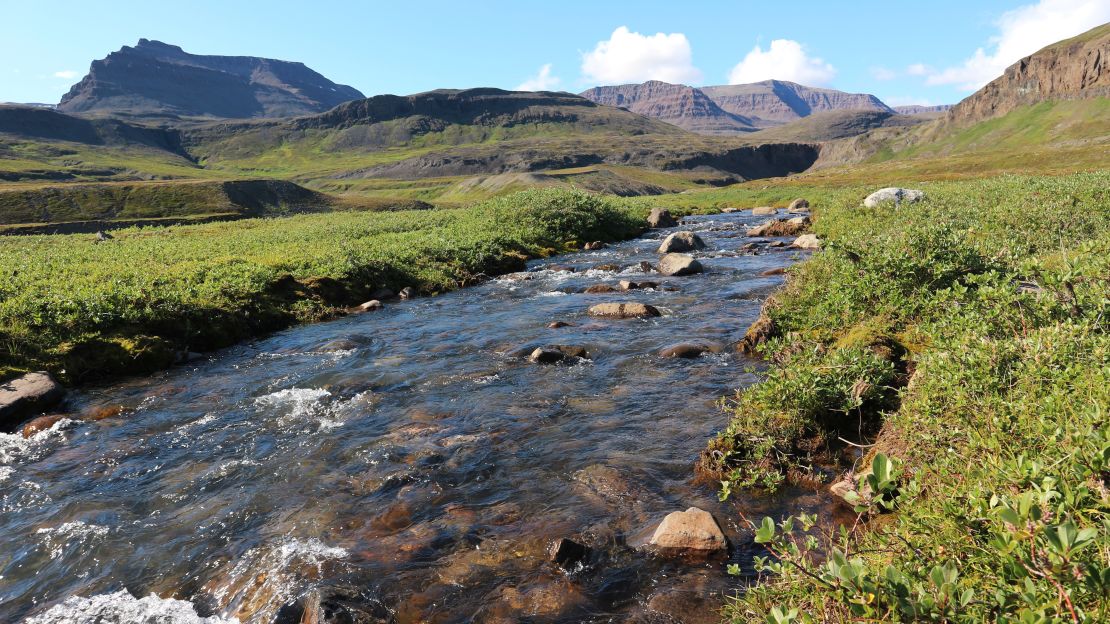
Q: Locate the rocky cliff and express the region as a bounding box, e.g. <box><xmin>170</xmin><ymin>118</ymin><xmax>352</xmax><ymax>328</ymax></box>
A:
<box><xmin>946</xmin><ymin>23</ymin><xmax>1109</xmax><ymax>126</ymax></box>
<box><xmin>893</xmin><ymin>104</ymin><xmax>952</xmax><ymax>115</ymax></box>
<box><xmin>578</xmin><ymin>81</ymin><xmax>756</xmax><ymax>134</ymax></box>
<box><xmin>700</xmin><ymin>81</ymin><xmax>893</xmax><ymax>125</ymax></box>
<box><xmin>58</xmin><ymin>39</ymin><xmax>364</xmax><ymax>119</ymax></box>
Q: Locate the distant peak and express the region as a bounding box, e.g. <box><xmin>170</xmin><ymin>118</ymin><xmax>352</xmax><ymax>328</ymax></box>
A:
<box><xmin>133</xmin><ymin>39</ymin><xmax>184</xmax><ymax>53</ymax></box>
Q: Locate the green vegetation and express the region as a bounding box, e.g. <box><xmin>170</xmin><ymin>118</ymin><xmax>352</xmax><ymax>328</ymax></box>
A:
<box><xmin>0</xmin><ymin>188</ymin><xmax>642</xmax><ymax>381</ymax></box>
<box><xmin>697</xmin><ymin>172</ymin><xmax>1109</xmax><ymax>622</ymax></box>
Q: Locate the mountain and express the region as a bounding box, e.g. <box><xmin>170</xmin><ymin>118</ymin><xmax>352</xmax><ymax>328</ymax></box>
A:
<box><xmin>893</xmin><ymin>104</ymin><xmax>952</xmax><ymax>115</ymax></box>
<box><xmin>945</xmin><ymin>22</ymin><xmax>1109</xmax><ymax>127</ymax></box>
<box><xmin>700</xmin><ymin>80</ymin><xmax>894</xmax><ymax>126</ymax></box>
<box><xmin>57</xmin><ymin>39</ymin><xmax>364</xmax><ymax>119</ymax></box>
<box><xmin>577</xmin><ymin>81</ymin><xmax>756</xmax><ymax>135</ymax></box>
<box><xmin>579</xmin><ymin>79</ymin><xmax>893</xmax><ymax>134</ymax></box>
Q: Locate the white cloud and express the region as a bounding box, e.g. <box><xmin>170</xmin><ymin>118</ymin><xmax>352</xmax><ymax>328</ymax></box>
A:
<box><xmin>515</xmin><ymin>64</ymin><xmax>561</xmax><ymax>91</ymax></box>
<box><xmin>906</xmin><ymin>63</ymin><xmax>932</xmax><ymax>76</ymax></box>
<box><xmin>728</xmin><ymin>39</ymin><xmax>836</xmax><ymax>86</ymax></box>
<box><xmin>53</xmin><ymin>70</ymin><xmax>79</xmax><ymax>79</ymax></box>
<box><xmin>870</xmin><ymin>66</ymin><xmax>898</xmax><ymax>81</ymax></box>
<box><xmin>926</xmin><ymin>0</ymin><xmax>1110</xmax><ymax>90</ymax></box>
<box><xmin>581</xmin><ymin>26</ymin><xmax>702</xmax><ymax>85</ymax></box>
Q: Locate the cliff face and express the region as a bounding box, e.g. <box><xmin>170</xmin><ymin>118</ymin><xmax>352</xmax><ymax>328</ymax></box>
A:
<box><xmin>578</xmin><ymin>81</ymin><xmax>756</xmax><ymax>134</ymax></box>
<box><xmin>700</xmin><ymin>81</ymin><xmax>893</xmax><ymax>125</ymax></box>
<box><xmin>893</xmin><ymin>105</ymin><xmax>953</xmax><ymax>115</ymax></box>
<box><xmin>58</xmin><ymin>39</ymin><xmax>364</xmax><ymax>119</ymax></box>
<box><xmin>947</xmin><ymin>23</ymin><xmax>1110</xmax><ymax>126</ymax></box>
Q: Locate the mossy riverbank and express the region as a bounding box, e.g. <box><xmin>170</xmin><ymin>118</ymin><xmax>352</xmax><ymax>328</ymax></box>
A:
<box><xmin>701</xmin><ymin>172</ymin><xmax>1108</xmax><ymax>622</ymax></box>
<box><xmin>0</xmin><ymin>188</ymin><xmax>645</xmax><ymax>383</ymax></box>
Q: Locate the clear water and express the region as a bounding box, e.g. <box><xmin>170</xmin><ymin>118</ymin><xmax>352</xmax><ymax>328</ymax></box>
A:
<box><xmin>0</xmin><ymin>212</ymin><xmax>843</xmax><ymax>623</ymax></box>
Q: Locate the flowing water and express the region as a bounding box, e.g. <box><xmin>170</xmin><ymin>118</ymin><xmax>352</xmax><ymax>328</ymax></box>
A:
<box><xmin>0</xmin><ymin>211</ymin><xmax>844</xmax><ymax>623</ymax></box>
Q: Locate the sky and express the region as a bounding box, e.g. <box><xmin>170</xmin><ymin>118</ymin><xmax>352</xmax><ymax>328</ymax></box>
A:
<box><xmin>1</xmin><ymin>0</ymin><xmax>1108</xmax><ymax>107</ymax></box>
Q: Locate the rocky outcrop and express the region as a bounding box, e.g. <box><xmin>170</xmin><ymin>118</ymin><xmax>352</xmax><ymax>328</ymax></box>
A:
<box><xmin>1</xmin><ymin>372</ymin><xmax>64</xmax><ymax>431</ymax></box>
<box><xmin>863</xmin><ymin>188</ymin><xmax>925</xmax><ymax>208</ymax></box>
<box><xmin>58</xmin><ymin>39</ymin><xmax>364</xmax><ymax>118</ymax></box>
<box><xmin>657</xmin><ymin>231</ymin><xmax>706</xmax><ymax>253</ymax></box>
<box><xmin>580</xmin><ymin>80</ymin><xmax>757</xmax><ymax>134</ymax></box>
<box><xmin>648</xmin><ymin>507</ymin><xmax>727</xmax><ymax>553</ymax></box>
<box><xmin>588</xmin><ymin>303</ymin><xmax>661</xmax><ymax>319</ymax></box>
<box><xmin>788</xmin><ymin>198</ymin><xmax>810</xmax><ymax>212</ymax></box>
<box><xmin>946</xmin><ymin>23</ymin><xmax>1110</xmax><ymax>127</ymax></box>
<box><xmin>657</xmin><ymin>253</ymin><xmax>703</xmax><ymax>277</ymax></box>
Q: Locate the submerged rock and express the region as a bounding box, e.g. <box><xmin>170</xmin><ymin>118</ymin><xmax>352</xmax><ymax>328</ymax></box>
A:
<box><xmin>547</xmin><ymin>321</ymin><xmax>573</xmax><ymax>329</ymax></box>
<box><xmin>863</xmin><ymin>187</ymin><xmax>925</xmax><ymax>208</ymax></box>
<box><xmin>0</xmin><ymin>372</ymin><xmax>64</xmax><ymax>431</ymax></box>
<box><xmin>647</xmin><ymin>208</ymin><xmax>678</xmax><ymax>228</ymax></box>
<box><xmin>657</xmin><ymin>231</ymin><xmax>706</xmax><ymax>253</ymax></box>
<box><xmin>529</xmin><ymin>345</ymin><xmax>588</xmax><ymax>363</ymax></box>
<box><xmin>20</xmin><ymin>413</ymin><xmax>66</xmax><ymax>437</ymax></box>
<box><xmin>648</xmin><ymin>507</ymin><xmax>727</xmax><ymax>554</ymax></box>
<box><xmin>618</xmin><ymin>280</ymin><xmax>659</xmax><ymax>291</ymax></box>
<box><xmin>658</xmin><ymin>343</ymin><xmax>713</xmax><ymax>359</ymax></box>
<box><xmin>588</xmin><ymin>303</ymin><xmax>661</xmax><ymax>319</ymax></box>
<box><xmin>584</xmin><ymin>284</ymin><xmax>619</xmax><ymax>294</ymax></box>
<box><xmin>657</xmin><ymin>253</ymin><xmax>703</xmax><ymax>277</ymax></box>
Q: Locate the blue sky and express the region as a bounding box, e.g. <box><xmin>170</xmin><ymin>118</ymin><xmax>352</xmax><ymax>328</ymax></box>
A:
<box><xmin>2</xmin><ymin>0</ymin><xmax>1108</xmax><ymax>106</ymax></box>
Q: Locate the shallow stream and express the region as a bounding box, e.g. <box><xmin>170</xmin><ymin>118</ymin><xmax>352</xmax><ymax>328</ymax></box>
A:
<box><xmin>0</xmin><ymin>211</ymin><xmax>843</xmax><ymax>623</ymax></box>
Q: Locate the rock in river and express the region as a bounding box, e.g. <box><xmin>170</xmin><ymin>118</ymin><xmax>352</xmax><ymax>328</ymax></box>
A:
<box><xmin>792</xmin><ymin>234</ymin><xmax>821</xmax><ymax>250</ymax></box>
<box><xmin>1</xmin><ymin>372</ymin><xmax>64</xmax><ymax>431</ymax></box>
<box><xmin>747</xmin><ymin>218</ymin><xmax>809</xmax><ymax>237</ymax></box>
<box><xmin>657</xmin><ymin>231</ymin><xmax>706</xmax><ymax>253</ymax></box>
<box><xmin>529</xmin><ymin>345</ymin><xmax>588</xmax><ymax>364</ymax></box>
<box><xmin>353</xmin><ymin>299</ymin><xmax>383</xmax><ymax>313</ymax></box>
<box><xmin>787</xmin><ymin>198</ymin><xmax>810</xmax><ymax>213</ymax></box>
<box><xmin>647</xmin><ymin>207</ymin><xmax>678</xmax><ymax>228</ymax></box>
<box><xmin>588</xmin><ymin>303</ymin><xmax>661</xmax><ymax>319</ymax></box>
<box><xmin>649</xmin><ymin>507</ymin><xmax>727</xmax><ymax>554</ymax></box>
<box><xmin>658</xmin><ymin>343</ymin><xmax>711</xmax><ymax>359</ymax></box>
<box><xmin>863</xmin><ymin>187</ymin><xmax>925</xmax><ymax>208</ymax></box>
<box><xmin>549</xmin><ymin>537</ymin><xmax>591</xmax><ymax>570</ymax></box>
<box><xmin>751</xmin><ymin>206</ymin><xmax>778</xmax><ymax>216</ymax></box>
<box><xmin>657</xmin><ymin>253</ymin><xmax>703</xmax><ymax>277</ymax></box>
<box><xmin>584</xmin><ymin>284</ymin><xmax>619</xmax><ymax>294</ymax></box>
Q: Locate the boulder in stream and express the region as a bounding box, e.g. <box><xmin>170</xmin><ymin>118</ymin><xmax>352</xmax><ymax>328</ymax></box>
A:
<box><xmin>751</xmin><ymin>206</ymin><xmax>778</xmax><ymax>216</ymax></box>
<box><xmin>353</xmin><ymin>300</ymin><xmax>383</xmax><ymax>313</ymax></box>
<box><xmin>647</xmin><ymin>208</ymin><xmax>678</xmax><ymax>228</ymax></box>
<box><xmin>787</xmin><ymin>198</ymin><xmax>810</xmax><ymax>213</ymax></box>
<box><xmin>648</xmin><ymin>507</ymin><xmax>727</xmax><ymax>554</ymax></box>
<box><xmin>747</xmin><ymin>218</ymin><xmax>809</xmax><ymax>237</ymax></box>
<box><xmin>657</xmin><ymin>231</ymin><xmax>706</xmax><ymax>253</ymax></box>
<box><xmin>584</xmin><ymin>284</ymin><xmax>619</xmax><ymax>294</ymax></box>
<box><xmin>657</xmin><ymin>253</ymin><xmax>703</xmax><ymax>277</ymax></box>
<box><xmin>529</xmin><ymin>345</ymin><xmax>588</xmax><ymax>363</ymax></box>
<box><xmin>584</xmin><ymin>241</ymin><xmax>607</xmax><ymax>250</ymax></box>
<box><xmin>658</xmin><ymin>343</ymin><xmax>712</xmax><ymax>359</ymax></box>
<box><xmin>549</xmin><ymin>537</ymin><xmax>591</xmax><ymax>570</ymax></box>
<box><xmin>588</xmin><ymin>303</ymin><xmax>661</xmax><ymax>319</ymax></box>
<box><xmin>792</xmin><ymin>234</ymin><xmax>821</xmax><ymax>250</ymax></box>
<box><xmin>1</xmin><ymin>372</ymin><xmax>64</xmax><ymax>431</ymax></box>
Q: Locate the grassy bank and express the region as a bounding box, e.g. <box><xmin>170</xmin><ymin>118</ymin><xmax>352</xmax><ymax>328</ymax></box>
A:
<box><xmin>702</xmin><ymin>172</ymin><xmax>1109</xmax><ymax>621</ymax></box>
<box><xmin>0</xmin><ymin>188</ymin><xmax>643</xmax><ymax>382</ymax></box>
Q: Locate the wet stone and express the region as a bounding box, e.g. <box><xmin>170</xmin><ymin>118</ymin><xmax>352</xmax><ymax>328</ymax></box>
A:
<box><xmin>549</xmin><ymin>537</ymin><xmax>591</xmax><ymax>570</ymax></box>
<box><xmin>547</xmin><ymin>321</ymin><xmax>573</xmax><ymax>329</ymax></box>
<box><xmin>648</xmin><ymin>507</ymin><xmax>727</xmax><ymax>554</ymax></box>
<box><xmin>588</xmin><ymin>303</ymin><xmax>661</xmax><ymax>319</ymax></box>
<box><xmin>584</xmin><ymin>284</ymin><xmax>619</xmax><ymax>294</ymax></box>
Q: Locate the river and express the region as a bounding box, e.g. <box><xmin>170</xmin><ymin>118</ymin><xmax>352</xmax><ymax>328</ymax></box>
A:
<box><xmin>0</xmin><ymin>210</ymin><xmax>842</xmax><ymax>623</ymax></box>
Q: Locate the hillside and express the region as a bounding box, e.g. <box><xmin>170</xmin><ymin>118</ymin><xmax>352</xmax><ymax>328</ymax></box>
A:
<box><xmin>945</xmin><ymin>22</ymin><xmax>1109</xmax><ymax>126</ymax></box>
<box><xmin>578</xmin><ymin>81</ymin><xmax>756</xmax><ymax>134</ymax></box>
<box><xmin>57</xmin><ymin>39</ymin><xmax>364</xmax><ymax>119</ymax></box>
<box><xmin>745</xmin><ymin>109</ymin><xmax>925</xmax><ymax>143</ymax></box>
<box><xmin>892</xmin><ymin>104</ymin><xmax>952</xmax><ymax>115</ymax></box>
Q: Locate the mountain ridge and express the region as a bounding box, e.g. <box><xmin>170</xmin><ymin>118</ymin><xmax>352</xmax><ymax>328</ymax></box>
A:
<box><xmin>58</xmin><ymin>39</ymin><xmax>365</xmax><ymax>119</ymax></box>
